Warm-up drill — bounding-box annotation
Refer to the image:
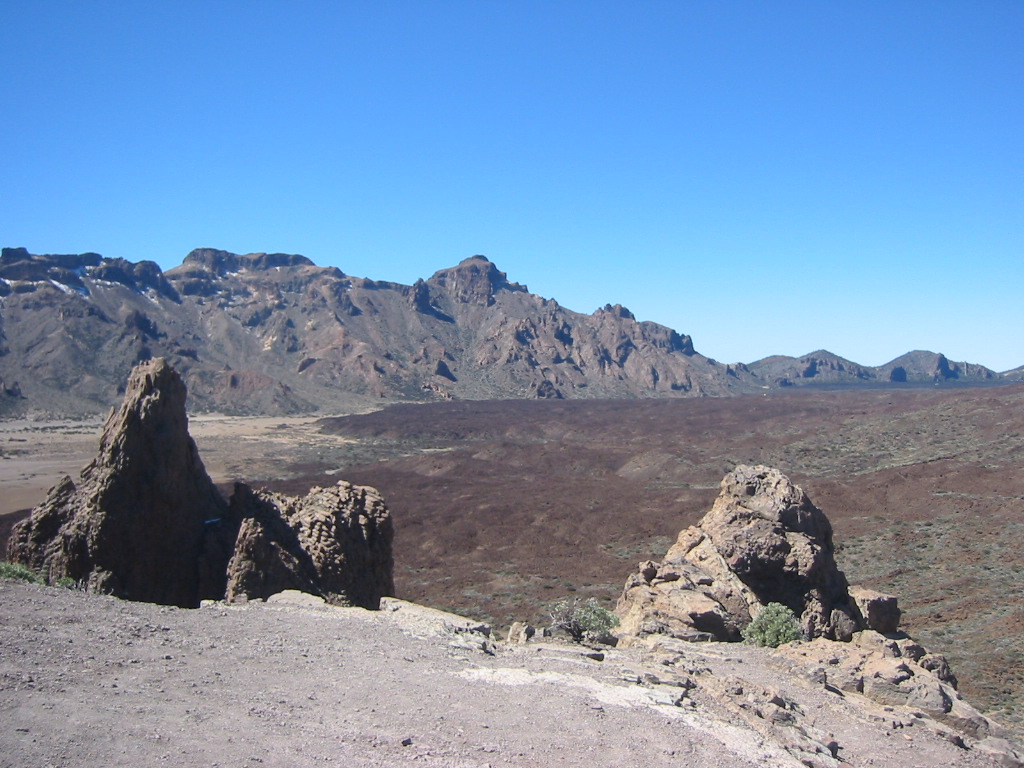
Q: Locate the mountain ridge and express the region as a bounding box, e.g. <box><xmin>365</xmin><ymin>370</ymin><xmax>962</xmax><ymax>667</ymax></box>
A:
<box><xmin>0</xmin><ymin>247</ymin><xmax>1015</xmax><ymax>416</ymax></box>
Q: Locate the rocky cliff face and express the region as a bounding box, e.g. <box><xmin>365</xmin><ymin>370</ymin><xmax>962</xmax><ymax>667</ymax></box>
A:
<box><xmin>0</xmin><ymin>247</ymin><xmax>1005</xmax><ymax>417</ymax></box>
<box><xmin>225</xmin><ymin>481</ymin><xmax>393</xmax><ymax>608</ymax></box>
<box><xmin>6</xmin><ymin>359</ymin><xmax>393</xmax><ymax>609</ymax></box>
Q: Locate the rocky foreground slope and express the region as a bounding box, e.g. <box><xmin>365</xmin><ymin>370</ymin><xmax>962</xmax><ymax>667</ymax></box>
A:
<box><xmin>0</xmin><ymin>247</ymin><xmax>1010</xmax><ymax>416</ymax></box>
<box><xmin>614</xmin><ymin>465</ymin><xmax>1020</xmax><ymax>763</ymax></box>
<box><xmin>0</xmin><ymin>580</ymin><xmax>1020</xmax><ymax>768</ymax></box>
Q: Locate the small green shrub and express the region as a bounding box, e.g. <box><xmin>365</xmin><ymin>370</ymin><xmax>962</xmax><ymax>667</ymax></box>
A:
<box><xmin>0</xmin><ymin>561</ymin><xmax>44</xmax><ymax>584</ymax></box>
<box><xmin>742</xmin><ymin>602</ymin><xmax>802</xmax><ymax>647</ymax></box>
<box><xmin>549</xmin><ymin>597</ymin><xmax>619</xmax><ymax>642</ymax></box>
<box><xmin>54</xmin><ymin>576</ymin><xmax>86</xmax><ymax>590</ymax></box>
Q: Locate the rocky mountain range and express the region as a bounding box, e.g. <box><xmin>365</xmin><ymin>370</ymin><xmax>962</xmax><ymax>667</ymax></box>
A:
<box><xmin>0</xmin><ymin>246</ymin><xmax>1016</xmax><ymax>416</ymax></box>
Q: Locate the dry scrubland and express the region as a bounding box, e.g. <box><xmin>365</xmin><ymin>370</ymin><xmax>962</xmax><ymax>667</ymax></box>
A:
<box><xmin>2</xmin><ymin>383</ymin><xmax>1023</xmax><ymax>737</ymax></box>
<box><xmin>315</xmin><ymin>384</ymin><xmax>1024</xmax><ymax>735</ymax></box>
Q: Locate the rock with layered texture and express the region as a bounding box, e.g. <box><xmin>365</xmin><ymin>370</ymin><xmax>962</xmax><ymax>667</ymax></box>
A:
<box><xmin>6</xmin><ymin>358</ymin><xmax>228</xmax><ymax>607</ymax></box>
<box><xmin>778</xmin><ymin>631</ymin><xmax>1020</xmax><ymax>755</ymax></box>
<box><xmin>224</xmin><ymin>481</ymin><xmax>394</xmax><ymax>609</ymax></box>
<box><xmin>616</xmin><ymin>465</ymin><xmax>875</xmax><ymax>644</ymax></box>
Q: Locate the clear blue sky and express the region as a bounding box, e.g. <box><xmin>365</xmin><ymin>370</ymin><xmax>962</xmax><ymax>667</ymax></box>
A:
<box><xmin>2</xmin><ymin>2</ymin><xmax>1021</xmax><ymax>370</ymax></box>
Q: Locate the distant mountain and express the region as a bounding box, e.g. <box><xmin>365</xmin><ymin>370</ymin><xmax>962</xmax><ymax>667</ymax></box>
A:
<box><xmin>748</xmin><ymin>349</ymin><xmax>998</xmax><ymax>389</ymax></box>
<box><xmin>1001</xmin><ymin>364</ymin><xmax>1024</xmax><ymax>381</ymax></box>
<box><xmin>745</xmin><ymin>350</ymin><xmax>876</xmax><ymax>386</ymax></box>
<box><xmin>878</xmin><ymin>350</ymin><xmax>998</xmax><ymax>383</ymax></box>
<box><xmin>0</xmin><ymin>247</ymin><xmax>1008</xmax><ymax>416</ymax></box>
<box><xmin>0</xmin><ymin>248</ymin><xmax>761</xmax><ymax>415</ymax></box>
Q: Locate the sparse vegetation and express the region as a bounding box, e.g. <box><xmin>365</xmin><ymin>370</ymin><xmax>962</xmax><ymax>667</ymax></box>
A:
<box><xmin>0</xmin><ymin>561</ymin><xmax>44</xmax><ymax>584</ymax></box>
<box><xmin>549</xmin><ymin>597</ymin><xmax>619</xmax><ymax>642</ymax></box>
<box><xmin>742</xmin><ymin>602</ymin><xmax>801</xmax><ymax>647</ymax></box>
<box><xmin>54</xmin><ymin>576</ymin><xmax>85</xmax><ymax>590</ymax></box>
<box><xmin>299</xmin><ymin>386</ymin><xmax>1024</xmax><ymax>736</ymax></box>
<box><xmin>0</xmin><ymin>562</ymin><xmax>87</xmax><ymax>590</ymax></box>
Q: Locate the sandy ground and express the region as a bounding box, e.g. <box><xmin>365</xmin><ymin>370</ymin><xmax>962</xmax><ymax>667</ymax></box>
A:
<box><xmin>0</xmin><ymin>418</ymin><xmax>103</xmax><ymax>516</ymax></box>
<box><xmin>0</xmin><ymin>414</ymin><xmax>360</xmax><ymax>518</ymax></box>
<box><xmin>1</xmin><ymin>578</ymin><xmax>1015</xmax><ymax>768</ymax></box>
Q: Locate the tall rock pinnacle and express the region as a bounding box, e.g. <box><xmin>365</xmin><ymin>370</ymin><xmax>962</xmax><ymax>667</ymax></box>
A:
<box><xmin>7</xmin><ymin>358</ymin><xmax>396</xmax><ymax>610</ymax></box>
<box><xmin>7</xmin><ymin>358</ymin><xmax>227</xmax><ymax>606</ymax></box>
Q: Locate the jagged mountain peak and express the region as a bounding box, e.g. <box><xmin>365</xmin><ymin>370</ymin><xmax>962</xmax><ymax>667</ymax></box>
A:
<box><xmin>426</xmin><ymin>254</ymin><xmax>528</xmax><ymax>306</ymax></box>
<box><xmin>0</xmin><ymin>247</ymin><xmax>178</xmax><ymax>302</ymax></box>
<box><xmin>595</xmin><ymin>303</ymin><xmax>636</xmax><ymax>320</ymax></box>
<box><xmin>0</xmin><ymin>247</ymin><xmax>104</xmax><ymax>270</ymax></box>
<box><xmin>0</xmin><ymin>246</ymin><xmax>1011</xmax><ymax>416</ymax></box>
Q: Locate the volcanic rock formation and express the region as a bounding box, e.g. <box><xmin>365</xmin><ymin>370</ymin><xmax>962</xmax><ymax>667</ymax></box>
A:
<box><xmin>224</xmin><ymin>481</ymin><xmax>394</xmax><ymax>607</ymax></box>
<box><xmin>6</xmin><ymin>359</ymin><xmax>393</xmax><ymax>609</ymax></box>
<box><xmin>615</xmin><ymin>465</ymin><xmax>889</xmax><ymax>643</ymax></box>
<box><xmin>6</xmin><ymin>358</ymin><xmax>227</xmax><ymax>606</ymax></box>
<box><xmin>615</xmin><ymin>465</ymin><xmax>1023</xmax><ymax>760</ymax></box>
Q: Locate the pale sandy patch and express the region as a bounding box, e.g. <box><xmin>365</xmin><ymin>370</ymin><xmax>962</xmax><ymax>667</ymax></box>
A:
<box><xmin>0</xmin><ymin>413</ymin><xmax>362</xmax><ymax>517</ymax></box>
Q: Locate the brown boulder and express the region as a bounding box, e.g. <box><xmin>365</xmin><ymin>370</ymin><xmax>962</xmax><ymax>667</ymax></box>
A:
<box><xmin>849</xmin><ymin>586</ymin><xmax>901</xmax><ymax>634</ymax></box>
<box><xmin>225</xmin><ymin>481</ymin><xmax>394</xmax><ymax>609</ymax></box>
<box><xmin>700</xmin><ymin>465</ymin><xmax>856</xmax><ymax>638</ymax></box>
<box><xmin>616</xmin><ymin>465</ymin><xmax>864</xmax><ymax>643</ymax></box>
<box><xmin>6</xmin><ymin>358</ymin><xmax>227</xmax><ymax>607</ymax></box>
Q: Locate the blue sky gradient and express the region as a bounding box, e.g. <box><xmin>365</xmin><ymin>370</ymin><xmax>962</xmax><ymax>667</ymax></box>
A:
<box><xmin>2</xmin><ymin>2</ymin><xmax>1021</xmax><ymax>370</ymax></box>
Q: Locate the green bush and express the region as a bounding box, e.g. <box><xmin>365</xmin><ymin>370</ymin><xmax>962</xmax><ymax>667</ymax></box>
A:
<box><xmin>0</xmin><ymin>561</ymin><xmax>44</xmax><ymax>584</ymax></box>
<box><xmin>742</xmin><ymin>602</ymin><xmax>802</xmax><ymax>647</ymax></box>
<box><xmin>549</xmin><ymin>597</ymin><xmax>619</xmax><ymax>642</ymax></box>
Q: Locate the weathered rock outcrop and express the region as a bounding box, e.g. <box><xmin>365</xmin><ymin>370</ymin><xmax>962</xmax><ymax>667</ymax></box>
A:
<box><xmin>224</xmin><ymin>481</ymin><xmax>393</xmax><ymax>608</ymax></box>
<box><xmin>6</xmin><ymin>358</ymin><xmax>227</xmax><ymax>606</ymax></box>
<box><xmin>615</xmin><ymin>465</ymin><xmax>1022</xmax><ymax>762</ymax></box>
<box><xmin>6</xmin><ymin>359</ymin><xmax>394</xmax><ymax>609</ymax></box>
<box><xmin>777</xmin><ymin>631</ymin><xmax>1021</xmax><ymax>762</ymax></box>
<box><xmin>616</xmin><ymin>465</ymin><xmax>892</xmax><ymax>644</ymax></box>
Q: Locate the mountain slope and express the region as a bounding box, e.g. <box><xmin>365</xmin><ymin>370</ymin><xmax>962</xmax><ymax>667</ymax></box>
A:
<box><xmin>0</xmin><ymin>246</ymin><xmax>1007</xmax><ymax>415</ymax></box>
<box><xmin>748</xmin><ymin>348</ymin><xmax>997</xmax><ymax>388</ymax></box>
<box><xmin>0</xmin><ymin>248</ymin><xmax>761</xmax><ymax>414</ymax></box>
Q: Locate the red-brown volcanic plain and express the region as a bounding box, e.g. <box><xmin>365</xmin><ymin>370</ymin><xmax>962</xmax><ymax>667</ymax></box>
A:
<box><xmin>3</xmin><ymin>383</ymin><xmax>1022</xmax><ymax>736</ymax></box>
<box><xmin>305</xmin><ymin>384</ymin><xmax>1024</xmax><ymax>733</ymax></box>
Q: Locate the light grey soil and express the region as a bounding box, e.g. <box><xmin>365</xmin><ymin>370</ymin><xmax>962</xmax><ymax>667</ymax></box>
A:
<box><xmin>0</xmin><ymin>579</ymin><xmax>1011</xmax><ymax>768</ymax></box>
